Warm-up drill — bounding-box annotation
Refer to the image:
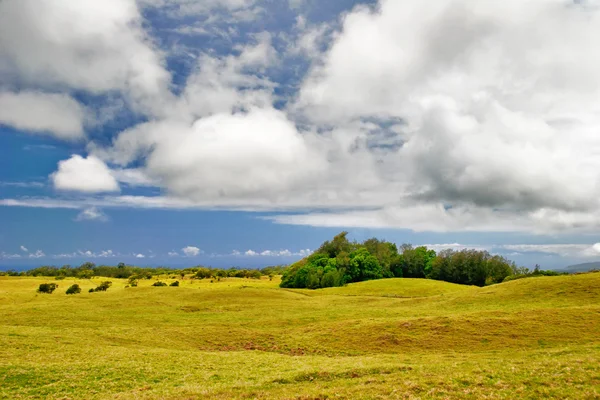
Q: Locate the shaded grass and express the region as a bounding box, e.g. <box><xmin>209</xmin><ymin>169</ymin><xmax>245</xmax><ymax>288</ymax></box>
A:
<box><xmin>1</xmin><ymin>274</ymin><xmax>599</xmax><ymax>399</ymax></box>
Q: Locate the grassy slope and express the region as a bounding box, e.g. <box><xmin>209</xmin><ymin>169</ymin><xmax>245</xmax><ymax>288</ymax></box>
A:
<box><xmin>0</xmin><ymin>274</ymin><xmax>599</xmax><ymax>399</ymax></box>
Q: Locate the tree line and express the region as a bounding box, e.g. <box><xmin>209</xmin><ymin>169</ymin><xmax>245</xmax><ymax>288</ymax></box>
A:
<box><xmin>2</xmin><ymin>263</ymin><xmax>288</xmax><ymax>280</ymax></box>
<box><xmin>281</xmin><ymin>232</ymin><xmax>558</xmax><ymax>289</ymax></box>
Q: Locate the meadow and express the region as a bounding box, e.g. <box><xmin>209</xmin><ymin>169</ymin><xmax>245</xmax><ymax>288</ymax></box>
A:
<box><xmin>0</xmin><ymin>273</ymin><xmax>599</xmax><ymax>399</ymax></box>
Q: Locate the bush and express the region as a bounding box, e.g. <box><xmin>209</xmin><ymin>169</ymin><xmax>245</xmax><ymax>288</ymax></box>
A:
<box><xmin>89</xmin><ymin>288</ymin><xmax>95</xmax><ymax>293</ymax></box>
<box><xmin>170</xmin><ymin>281</ymin><xmax>180</xmax><ymax>287</ymax></box>
<box><xmin>152</xmin><ymin>281</ymin><xmax>168</xmax><ymax>287</ymax></box>
<box><xmin>66</xmin><ymin>284</ymin><xmax>81</xmax><ymax>295</ymax></box>
<box><xmin>37</xmin><ymin>283</ymin><xmax>58</xmax><ymax>294</ymax></box>
<box><xmin>90</xmin><ymin>281</ymin><xmax>112</xmax><ymax>292</ymax></box>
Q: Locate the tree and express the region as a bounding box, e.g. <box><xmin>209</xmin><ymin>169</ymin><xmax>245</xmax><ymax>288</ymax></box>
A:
<box><xmin>90</xmin><ymin>281</ymin><xmax>112</xmax><ymax>292</ymax></box>
<box><xmin>316</xmin><ymin>231</ymin><xmax>353</xmax><ymax>258</ymax></box>
<box><xmin>346</xmin><ymin>248</ymin><xmax>382</xmax><ymax>283</ymax></box>
<box><xmin>37</xmin><ymin>283</ymin><xmax>58</xmax><ymax>294</ymax></box>
<box><xmin>400</xmin><ymin>245</ymin><xmax>436</xmax><ymax>278</ymax></box>
<box><xmin>66</xmin><ymin>284</ymin><xmax>82</xmax><ymax>295</ymax></box>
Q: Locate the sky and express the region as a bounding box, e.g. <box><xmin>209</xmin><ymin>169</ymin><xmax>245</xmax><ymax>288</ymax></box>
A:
<box><xmin>2</xmin><ymin>0</ymin><xmax>600</xmax><ymax>270</ymax></box>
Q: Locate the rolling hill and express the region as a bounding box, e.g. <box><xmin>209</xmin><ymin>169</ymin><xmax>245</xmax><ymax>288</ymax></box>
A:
<box><xmin>0</xmin><ymin>273</ymin><xmax>599</xmax><ymax>399</ymax></box>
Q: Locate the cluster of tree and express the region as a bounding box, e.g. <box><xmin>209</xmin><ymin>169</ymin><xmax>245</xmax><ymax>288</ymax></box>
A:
<box><xmin>281</xmin><ymin>232</ymin><xmax>520</xmax><ymax>289</ymax></box>
<box><xmin>192</xmin><ymin>267</ymin><xmax>262</xmax><ymax>280</ymax></box>
<box><xmin>503</xmin><ymin>264</ymin><xmax>566</xmax><ymax>282</ymax></box>
<box><xmin>22</xmin><ymin>263</ymin><xmax>177</xmax><ymax>279</ymax></box>
<box><xmin>5</xmin><ymin>263</ymin><xmax>289</xmax><ymax>280</ymax></box>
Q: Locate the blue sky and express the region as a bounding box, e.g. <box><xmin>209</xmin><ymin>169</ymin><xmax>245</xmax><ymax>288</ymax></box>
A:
<box><xmin>2</xmin><ymin>0</ymin><xmax>600</xmax><ymax>270</ymax></box>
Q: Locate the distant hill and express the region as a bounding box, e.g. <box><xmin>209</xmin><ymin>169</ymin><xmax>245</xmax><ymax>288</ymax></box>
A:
<box><xmin>564</xmin><ymin>262</ymin><xmax>600</xmax><ymax>273</ymax></box>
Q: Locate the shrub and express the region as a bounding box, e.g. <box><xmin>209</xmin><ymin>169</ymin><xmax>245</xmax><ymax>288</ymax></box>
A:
<box><xmin>90</xmin><ymin>281</ymin><xmax>112</xmax><ymax>292</ymax></box>
<box><xmin>66</xmin><ymin>284</ymin><xmax>81</xmax><ymax>295</ymax></box>
<box><xmin>128</xmin><ymin>276</ymin><xmax>138</xmax><ymax>287</ymax></box>
<box><xmin>89</xmin><ymin>288</ymin><xmax>95</xmax><ymax>293</ymax></box>
<box><xmin>38</xmin><ymin>283</ymin><xmax>58</xmax><ymax>294</ymax></box>
<box><xmin>170</xmin><ymin>281</ymin><xmax>180</xmax><ymax>287</ymax></box>
<box><xmin>152</xmin><ymin>281</ymin><xmax>168</xmax><ymax>287</ymax></box>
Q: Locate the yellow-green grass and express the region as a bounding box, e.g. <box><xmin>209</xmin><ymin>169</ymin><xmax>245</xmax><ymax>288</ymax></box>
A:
<box><xmin>1</xmin><ymin>273</ymin><xmax>599</xmax><ymax>399</ymax></box>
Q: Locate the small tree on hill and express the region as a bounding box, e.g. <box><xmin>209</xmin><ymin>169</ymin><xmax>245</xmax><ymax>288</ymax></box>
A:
<box><xmin>38</xmin><ymin>283</ymin><xmax>58</xmax><ymax>294</ymax></box>
<box><xmin>66</xmin><ymin>284</ymin><xmax>81</xmax><ymax>295</ymax></box>
<box><xmin>90</xmin><ymin>281</ymin><xmax>112</xmax><ymax>292</ymax></box>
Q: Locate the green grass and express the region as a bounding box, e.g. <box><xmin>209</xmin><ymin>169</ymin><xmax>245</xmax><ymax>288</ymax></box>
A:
<box><xmin>1</xmin><ymin>273</ymin><xmax>599</xmax><ymax>399</ymax></box>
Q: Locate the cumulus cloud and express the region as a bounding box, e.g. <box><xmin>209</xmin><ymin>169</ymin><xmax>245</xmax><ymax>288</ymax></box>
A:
<box><xmin>0</xmin><ymin>92</ymin><xmax>86</xmax><ymax>139</ymax></box>
<box><xmin>20</xmin><ymin>246</ymin><xmax>28</xmax><ymax>252</ymax></box>
<box><xmin>76</xmin><ymin>207</ymin><xmax>108</xmax><ymax>222</ymax></box>
<box><xmin>135</xmin><ymin>253</ymin><xmax>146</xmax><ymax>259</ymax></box>
<box><xmin>0</xmin><ymin>0</ymin><xmax>171</xmax><ymax>116</ymax></box>
<box><xmin>51</xmin><ymin>155</ymin><xmax>120</xmax><ymax>193</ymax></box>
<box><xmin>0</xmin><ymin>252</ymin><xmax>21</xmax><ymax>259</ymax></box>
<box><xmin>77</xmin><ymin>250</ymin><xmax>115</xmax><ymax>258</ymax></box>
<box><xmin>28</xmin><ymin>250</ymin><xmax>46</xmax><ymax>259</ymax></box>
<box><xmin>243</xmin><ymin>249</ymin><xmax>311</xmax><ymax>257</ymax></box>
<box><xmin>281</xmin><ymin>0</ymin><xmax>600</xmax><ymax>230</ymax></box>
<box><xmin>6</xmin><ymin>0</ymin><xmax>600</xmax><ymax>237</ymax></box>
<box><xmin>182</xmin><ymin>246</ymin><xmax>202</xmax><ymax>257</ymax></box>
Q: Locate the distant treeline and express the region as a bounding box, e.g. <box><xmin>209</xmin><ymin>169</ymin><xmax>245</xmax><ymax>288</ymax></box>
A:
<box><xmin>0</xmin><ymin>263</ymin><xmax>288</xmax><ymax>280</ymax></box>
<box><xmin>281</xmin><ymin>232</ymin><xmax>563</xmax><ymax>289</ymax></box>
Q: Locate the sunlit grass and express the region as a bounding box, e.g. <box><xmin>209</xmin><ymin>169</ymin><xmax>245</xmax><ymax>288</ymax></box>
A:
<box><xmin>1</xmin><ymin>273</ymin><xmax>599</xmax><ymax>399</ymax></box>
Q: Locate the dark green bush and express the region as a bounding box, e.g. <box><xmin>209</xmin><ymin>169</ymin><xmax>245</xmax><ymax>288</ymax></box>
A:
<box><xmin>66</xmin><ymin>284</ymin><xmax>81</xmax><ymax>295</ymax></box>
<box><xmin>170</xmin><ymin>281</ymin><xmax>180</xmax><ymax>287</ymax></box>
<box><xmin>152</xmin><ymin>281</ymin><xmax>168</xmax><ymax>287</ymax></box>
<box><xmin>90</xmin><ymin>281</ymin><xmax>112</xmax><ymax>292</ymax></box>
<box><xmin>37</xmin><ymin>283</ymin><xmax>58</xmax><ymax>294</ymax></box>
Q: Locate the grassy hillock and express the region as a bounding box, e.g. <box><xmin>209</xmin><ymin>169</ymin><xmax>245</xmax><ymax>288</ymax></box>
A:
<box><xmin>1</xmin><ymin>273</ymin><xmax>599</xmax><ymax>399</ymax></box>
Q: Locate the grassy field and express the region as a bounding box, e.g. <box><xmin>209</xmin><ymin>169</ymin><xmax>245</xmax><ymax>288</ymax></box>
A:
<box><xmin>0</xmin><ymin>273</ymin><xmax>599</xmax><ymax>399</ymax></box>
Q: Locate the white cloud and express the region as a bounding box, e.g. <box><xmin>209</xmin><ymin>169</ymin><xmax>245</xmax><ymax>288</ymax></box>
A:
<box><xmin>138</xmin><ymin>0</ymin><xmax>261</xmax><ymax>20</ymax></box>
<box><xmin>182</xmin><ymin>246</ymin><xmax>202</xmax><ymax>257</ymax></box>
<box><xmin>77</xmin><ymin>250</ymin><xmax>115</xmax><ymax>258</ymax></box>
<box><xmin>418</xmin><ymin>243</ymin><xmax>489</xmax><ymax>253</ymax></box>
<box><xmin>111</xmin><ymin>169</ymin><xmax>158</xmax><ymax>187</ymax></box>
<box><xmin>20</xmin><ymin>246</ymin><xmax>28</xmax><ymax>252</ymax></box>
<box><xmin>28</xmin><ymin>250</ymin><xmax>45</xmax><ymax>259</ymax></box>
<box><xmin>168</xmin><ymin>251</ymin><xmax>180</xmax><ymax>257</ymax></box>
<box><xmin>0</xmin><ymin>92</ymin><xmax>86</xmax><ymax>139</ymax></box>
<box><xmin>103</xmin><ymin>107</ymin><xmax>330</xmax><ymax>206</ymax></box>
<box><xmin>499</xmin><ymin>244</ymin><xmax>600</xmax><ymax>258</ymax></box>
<box><xmin>76</xmin><ymin>207</ymin><xmax>108</xmax><ymax>222</ymax></box>
<box><xmin>51</xmin><ymin>155</ymin><xmax>120</xmax><ymax>193</ymax></box>
<box><xmin>5</xmin><ymin>0</ymin><xmax>600</xmax><ymax>237</ymax></box>
<box><xmin>135</xmin><ymin>253</ymin><xmax>146</xmax><ymax>259</ymax></box>
<box><xmin>243</xmin><ymin>249</ymin><xmax>308</xmax><ymax>257</ymax></box>
<box><xmin>0</xmin><ymin>0</ymin><xmax>171</xmax><ymax>115</ymax></box>
<box><xmin>286</xmin><ymin>0</ymin><xmax>600</xmax><ymax>229</ymax></box>
<box><xmin>1</xmin><ymin>252</ymin><xmax>22</xmax><ymax>259</ymax></box>
<box><xmin>0</xmin><ymin>181</ymin><xmax>44</xmax><ymax>188</ymax></box>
